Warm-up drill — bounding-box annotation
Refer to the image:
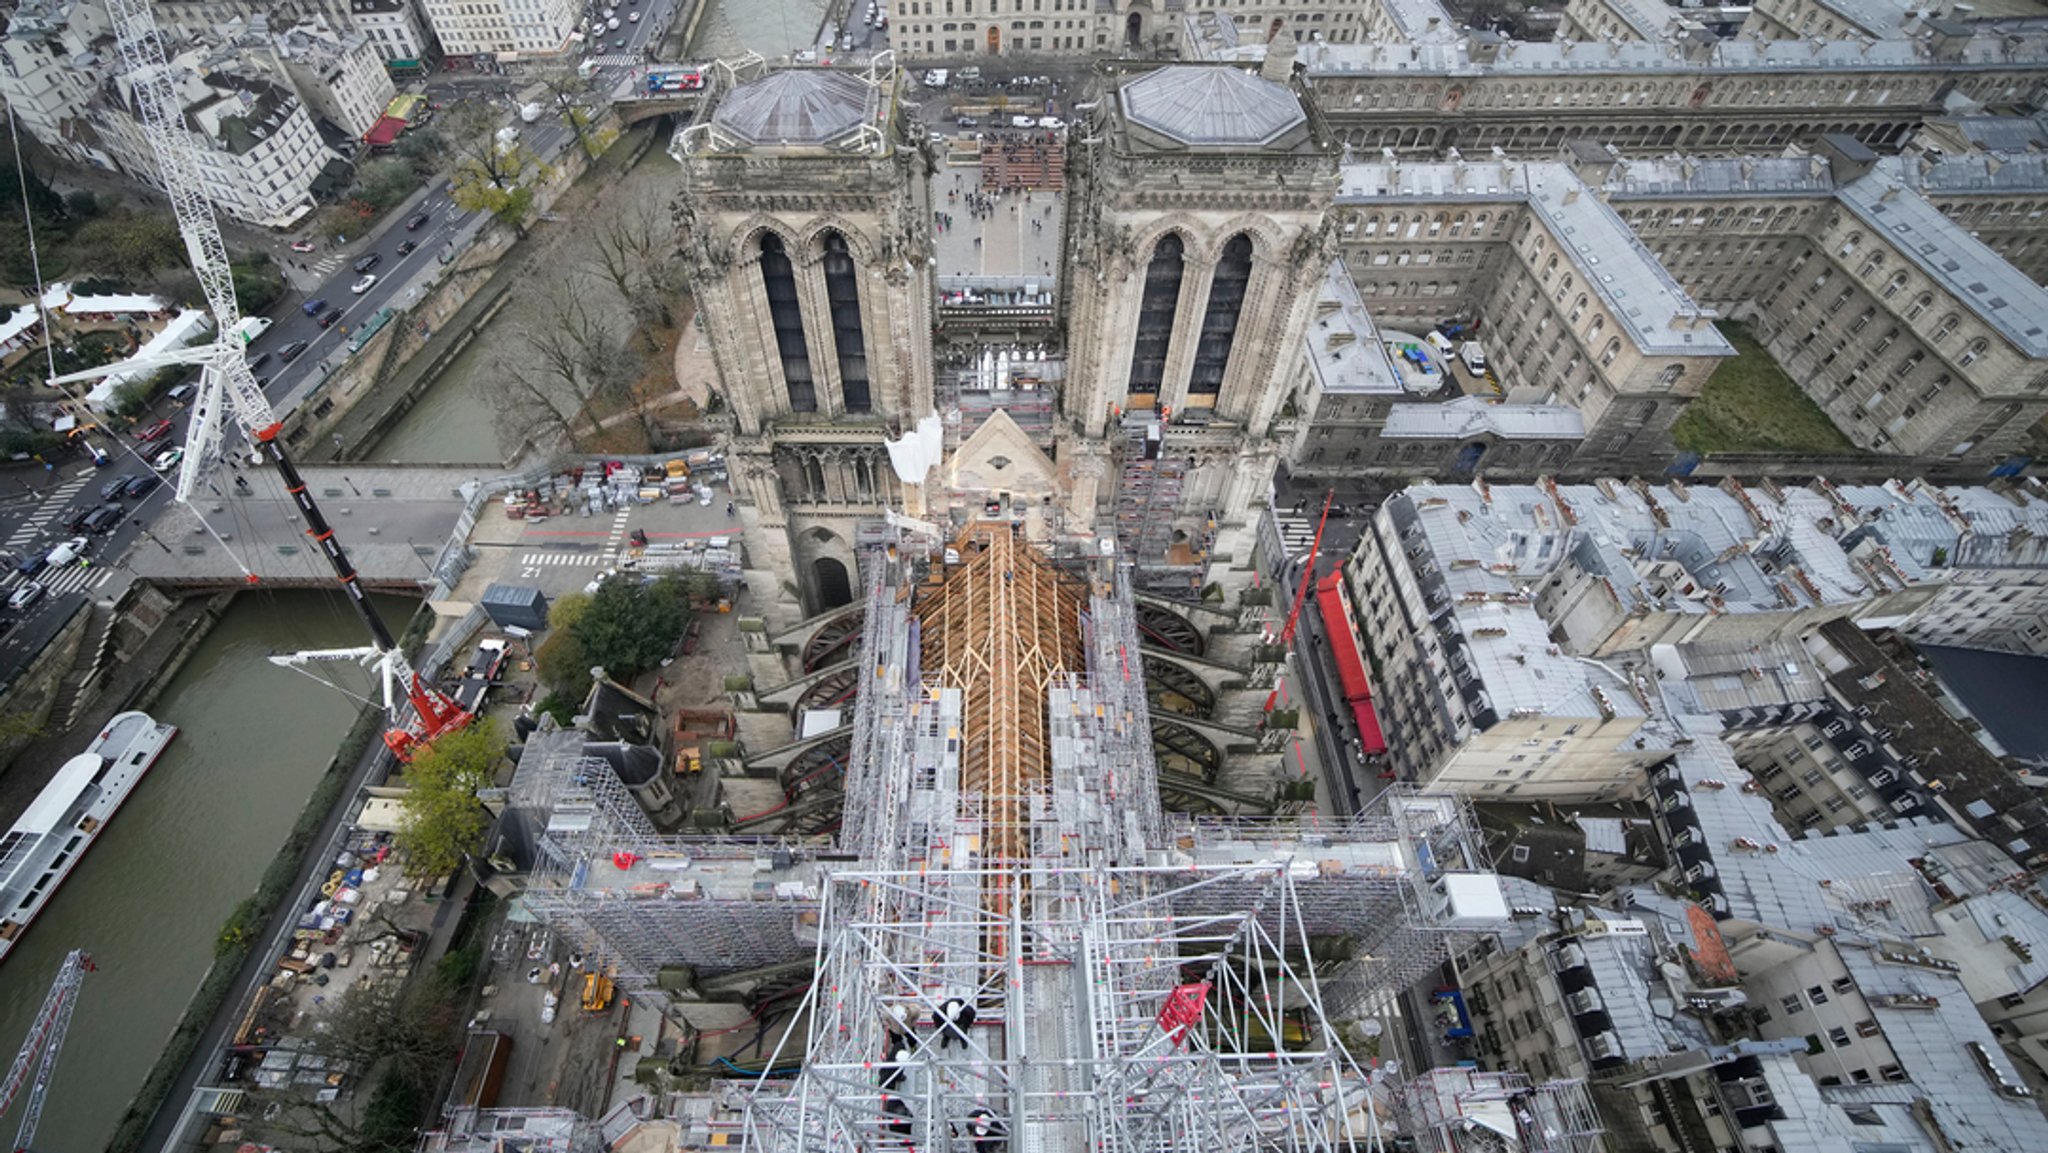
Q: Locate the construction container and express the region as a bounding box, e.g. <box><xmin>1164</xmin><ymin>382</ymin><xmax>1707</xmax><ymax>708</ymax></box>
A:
<box><xmin>481</xmin><ymin>584</ymin><xmax>550</xmax><ymax>632</ymax></box>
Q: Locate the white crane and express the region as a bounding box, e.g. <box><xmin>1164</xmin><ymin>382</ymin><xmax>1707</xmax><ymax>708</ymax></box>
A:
<box><xmin>47</xmin><ymin>0</ymin><xmax>470</xmax><ymax>761</ymax></box>
<box><xmin>0</xmin><ymin>950</ymin><xmax>92</xmax><ymax>1151</ymax></box>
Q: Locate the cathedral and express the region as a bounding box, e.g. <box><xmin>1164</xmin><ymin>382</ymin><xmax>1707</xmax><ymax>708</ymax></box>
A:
<box><xmin>671</xmin><ymin>48</ymin><xmax>1339</xmax><ymax>626</ymax></box>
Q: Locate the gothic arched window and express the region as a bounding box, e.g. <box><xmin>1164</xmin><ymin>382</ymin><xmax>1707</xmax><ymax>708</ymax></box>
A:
<box><xmin>1188</xmin><ymin>233</ymin><xmax>1253</xmax><ymax>399</ymax></box>
<box><xmin>1127</xmin><ymin>233</ymin><xmax>1186</xmax><ymax>402</ymax></box>
<box><xmin>759</xmin><ymin>233</ymin><xmax>815</xmax><ymax>412</ymax></box>
<box><xmin>820</xmin><ymin>231</ymin><xmax>871</xmax><ymax>413</ymax></box>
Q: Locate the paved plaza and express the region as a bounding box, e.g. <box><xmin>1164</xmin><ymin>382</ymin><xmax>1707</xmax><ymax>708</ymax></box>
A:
<box><xmin>930</xmin><ymin>162</ymin><xmax>1064</xmax><ymax>284</ymax></box>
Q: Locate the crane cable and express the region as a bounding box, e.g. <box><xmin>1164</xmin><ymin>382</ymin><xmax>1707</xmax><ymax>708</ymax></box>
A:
<box><xmin>6</xmin><ymin>102</ymin><xmax>261</xmax><ymax>581</ymax></box>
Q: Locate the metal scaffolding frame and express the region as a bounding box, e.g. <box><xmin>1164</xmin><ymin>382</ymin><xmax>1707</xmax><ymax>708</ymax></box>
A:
<box><xmin>1401</xmin><ymin>1068</ymin><xmax>1606</xmax><ymax>1153</ymax></box>
<box><xmin>511</xmin><ymin>534</ymin><xmax>1504</xmax><ymax>1153</ymax></box>
<box><xmin>737</xmin><ymin>860</ymin><xmax>1391</xmax><ymax>1153</ymax></box>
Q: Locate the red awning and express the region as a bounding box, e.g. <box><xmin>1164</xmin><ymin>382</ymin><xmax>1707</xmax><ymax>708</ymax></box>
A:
<box><xmin>1351</xmin><ymin>700</ymin><xmax>1388</xmax><ymax>756</ymax></box>
<box><xmin>363</xmin><ymin>115</ymin><xmax>406</xmax><ymax>146</ymax></box>
<box><xmin>1315</xmin><ymin>573</ymin><xmax>1374</xmax><ymax>705</ymax></box>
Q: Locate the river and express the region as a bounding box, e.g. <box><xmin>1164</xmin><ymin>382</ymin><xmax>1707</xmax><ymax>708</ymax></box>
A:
<box><xmin>359</xmin><ymin>328</ymin><xmax>514</xmax><ymax>465</ymax></box>
<box><xmin>0</xmin><ymin>590</ymin><xmax>415</xmax><ymax>1153</ymax></box>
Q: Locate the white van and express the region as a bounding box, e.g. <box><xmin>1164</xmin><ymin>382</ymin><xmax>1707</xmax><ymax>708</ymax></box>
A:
<box><xmin>924</xmin><ymin>68</ymin><xmax>949</xmax><ymax>88</ymax></box>
<box><xmin>45</xmin><ymin>536</ymin><xmax>87</xmax><ymax>568</ymax></box>
<box><xmin>1459</xmin><ymin>341</ymin><xmax>1488</xmax><ymax>375</ymax></box>
<box><xmin>1424</xmin><ymin>330</ymin><xmax>1455</xmax><ymax>358</ymax></box>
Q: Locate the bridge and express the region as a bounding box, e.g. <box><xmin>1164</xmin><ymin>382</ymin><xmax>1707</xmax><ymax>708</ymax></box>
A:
<box><xmin>127</xmin><ymin>465</ymin><xmax>488</xmax><ymax>593</ymax></box>
<box><xmin>607</xmin><ymin>87</ymin><xmax>702</xmax><ymax>126</ymax></box>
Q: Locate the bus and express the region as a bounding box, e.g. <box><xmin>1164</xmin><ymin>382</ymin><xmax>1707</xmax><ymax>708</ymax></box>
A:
<box><xmin>646</xmin><ymin>68</ymin><xmax>705</xmax><ymax>94</ymax></box>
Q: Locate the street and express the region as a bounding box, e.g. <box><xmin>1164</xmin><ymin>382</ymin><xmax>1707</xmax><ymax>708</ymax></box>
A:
<box><xmin>0</xmin><ymin>46</ymin><xmax>612</xmax><ymax>686</ymax></box>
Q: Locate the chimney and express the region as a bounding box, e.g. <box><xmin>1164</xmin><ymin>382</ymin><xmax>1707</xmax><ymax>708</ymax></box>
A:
<box><xmin>1261</xmin><ymin>30</ymin><xmax>1299</xmax><ymax>84</ymax></box>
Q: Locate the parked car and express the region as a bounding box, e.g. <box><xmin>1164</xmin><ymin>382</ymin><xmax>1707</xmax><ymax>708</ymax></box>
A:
<box><xmin>280</xmin><ymin>339</ymin><xmax>310</xmax><ymax>362</ymax></box>
<box><xmin>405</xmin><ymin>212</ymin><xmax>430</xmax><ymax>230</ymax></box>
<box><xmin>396</xmin><ymin>239</ymin><xmax>419</xmax><ymax>256</ymax></box>
<box><xmin>290</xmin><ymin>240</ymin><xmax>316</xmax><ymax>253</ymax></box>
<box><xmin>351</xmin><ymin>274</ymin><xmax>378</xmax><ymax>294</ymax></box>
<box><xmin>319</xmin><ymin>308</ymin><xmax>344</xmax><ymax>329</ymax></box>
<box><xmin>153</xmin><ymin>447</ymin><xmax>185</xmax><ymax>473</ymax></box>
<box><xmin>121</xmin><ymin>474</ymin><xmax>160</xmax><ymax>499</ymax></box>
<box><xmin>166</xmin><ymin>382</ymin><xmax>198</xmax><ymax>404</ymax></box>
<box><xmin>247</xmin><ymin>352</ymin><xmax>272</xmax><ymax>371</ymax></box>
<box><xmin>8</xmin><ymin>583</ymin><xmax>45</xmax><ymax>611</ymax></box>
<box><xmin>81</xmin><ymin>504</ymin><xmax>123</xmax><ymax>534</ymax></box>
<box><xmin>353</xmin><ymin>253</ymin><xmax>382</xmax><ymax>273</ymax></box>
<box><xmin>135</xmin><ymin>418</ymin><xmax>174</xmax><ymax>443</ymax></box>
<box><xmin>302</xmin><ymin>297</ymin><xmax>328</xmax><ymax>316</ymax></box>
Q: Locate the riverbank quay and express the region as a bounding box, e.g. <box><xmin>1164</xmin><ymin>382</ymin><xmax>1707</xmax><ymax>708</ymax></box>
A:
<box><xmin>117</xmin><ymin>603</ymin><xmax>468</xmax><ymax>1153</ymax></box>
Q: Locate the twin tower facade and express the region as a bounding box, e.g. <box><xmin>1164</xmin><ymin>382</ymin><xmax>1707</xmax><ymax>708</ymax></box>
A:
<box><xmin>672</xmin><ymin>55</ymin><xmax>1338</xmax><ymax>626</ymax></box>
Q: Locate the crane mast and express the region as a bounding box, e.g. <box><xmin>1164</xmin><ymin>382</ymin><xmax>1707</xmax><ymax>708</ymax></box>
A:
<box><xmin>58</xmin><ymin>0</ymin><xmax>473</xmax><ymax>760</ymax></box>
<box><xmin>0</xmin><ymin>950</ymin><xmax>92</xmax><ymax>1151</ymax></box>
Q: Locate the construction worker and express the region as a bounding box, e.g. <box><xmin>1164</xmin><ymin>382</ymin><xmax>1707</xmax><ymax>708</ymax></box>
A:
<box><xmin>966</xmin><ymin>1109</ymin><xmax>1005</xmax><ymax>1153</ymax></box>
<box><xmin>879</xmin><ymin>1032</ymin><xmax>913</xmax><ymax>1090</ymax></box>
<box><xmin>881</xmin><ymin>1096</ymin><xmax>913</xmax><ymax>1140</ymax></box>
<box><xmin>933</xmin><ymin>996</ymin><xmax>976</xmax><ymax>1050</ymax></box>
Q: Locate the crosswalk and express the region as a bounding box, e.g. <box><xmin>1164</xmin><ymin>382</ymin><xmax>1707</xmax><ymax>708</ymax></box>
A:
<box><xmin>3</xmin><ymin>473</ymin><xmax>92</xmax><ymax>554</ymax></box>
<box><xmin>1273</xmin><ymin>512</ymin><xmax>1319</xmax><ymax>560</ymax></box>
<box><xmin>0</xmin><ymin>565</ymin><xmax>115</xmax><ymax>598</ymax></box>
<box><xmin>520</xmin><ymin>552</ymin><xmax>607</xmax><ymax>567</ymax></box>
<box><xmin>305</xmin><ymin>254</ymin><xmax>345</xmax><ymax>278</ymax></box>
<box><xmin>585</xmin><ymin>54</ymin><xmax>641</xmax><ymax>69</ymax></box>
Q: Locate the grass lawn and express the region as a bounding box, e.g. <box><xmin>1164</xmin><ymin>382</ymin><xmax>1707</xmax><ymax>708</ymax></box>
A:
<box><xmin>1670</xmin><ymin>321</ymin><xmax>1858</xmax><ymax>455</ymax></box>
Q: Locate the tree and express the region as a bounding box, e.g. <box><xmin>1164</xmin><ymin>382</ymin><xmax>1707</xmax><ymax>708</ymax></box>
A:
<box><xmin>532</xmin><ymin>68</ymin><xmax>619</xmax><ymax>160</ymax></box>
<box><xmin>576</xmin><ymin>576</ymin><xmax>690</xmax><ymax>678</ymax></box>
<box><xmin>586</xmin><ymin>198</ymin><xmax>684</xmax><ymax>344</ymax></box>
<box><xmin>443</xmin><ymin>103</ymin><xmax>555</xmax><ymax>234</ymax></box>
<box><xmin>482</xmin><ymin>266</ymin><xmax>641</xmax><ymax>453</ymax></box>
<box><xmin>534</xmin><ymin>628</ymin><xmax>592</xmax><ymax>702</ymax></box>
<box><xmin>349</xmin><ymin>157</ymin><xmax>419</xmax><ymax>216</ymax></box>
<box><xmin>395</xmin><ymin>717</ymin><xmax>501</xmax><ymax>879</ymax></box>
<box><xmin>395</xmin><ymin>124</ymin><xmax>448</xmax><ymax>175</ymax></box>
<box><xmin>306</xmin><ymin>978</ymin><xmax>463</xmax><ymax>1088</ymax></box>
<box><xmin>231</xmin><ymin>256</ymin><xmax>285</xmax><ymax>313</ymax></box>
<box><xmin>70</xmin><ymin>212</ymin><xmax>184</xmax><ymax>277</ymax></box>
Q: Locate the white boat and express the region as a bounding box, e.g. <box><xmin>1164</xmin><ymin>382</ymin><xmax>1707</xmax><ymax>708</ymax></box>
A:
<box><xmin>0</xmin><ymin>711</ymin><xmax>177</xmax><ymax>964</ymax></box>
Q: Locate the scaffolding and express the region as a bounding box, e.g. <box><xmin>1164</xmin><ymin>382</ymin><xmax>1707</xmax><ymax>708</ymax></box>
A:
<box><xmin>1401</xmin><ymin>1069</ymin><xmax>1606</xmax><ymax>1153</ymax></box>
<box><xmin>510</xmin><ymin>530</ymin><xmax>1508</xmax><ymax>1153</ymax></box>
<box><xmin>737</xmin><ymin>860</ymin><xmax>1393</xmax><ymax>1153</ymax></box>
<box><xmin>511</xmin><ymin>725</ymin><xmax>825</xmax><ymax>992</ymax></box>
<box><xmin>419</xmin><ymin>1106</ymin><xmax>605</xmax><ymax>1153</ymax></box>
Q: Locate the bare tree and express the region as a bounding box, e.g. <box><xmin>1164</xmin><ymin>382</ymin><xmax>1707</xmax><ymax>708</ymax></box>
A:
<box><xmin>585</xmin><ymin>198</ymin><xmax>684</xmax><ymax>347</ymax></box>
<box><xmin>480</xmin><ymin>265</ymin><xmax>643</xmax><ymax>452</ymax></box>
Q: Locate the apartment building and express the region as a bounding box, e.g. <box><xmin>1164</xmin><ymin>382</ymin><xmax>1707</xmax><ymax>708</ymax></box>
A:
<box><xmin>417</xmin><ymin>0</ymin><xmax>576</xmax><ymax>58</ymax></box>
<box><xmin>0</xmin><ymin>0</ymin><xmax>115</xmax><ymax>171</ymax></box>
<box><xmin>1724</xmin><ymin>722</ymin><xmax>1885</xmax><ymax>835</ymax></box>
<box><xmin>271</xmin><ymin>20</ymin><xmax>396</xmax><ymax>137</ymax></box>
<box><xmin>1282</xmin><ymin>260</ymin><xmax>1585</xmax><ymax>480</ymax></box>
<box><xmin>349</xmin><ymin>0</ymin><xmax>434</xmax><ymax>61</ymax></box>
<box><xmin>95</xmin><ymin>56</ymin><xmax>335</xmax><ymax>227</ymax></box>
<box><xmin>1320</xmin><ymin>157</ymin><xmax>1734</xmax><ymax>471</ymax></box>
